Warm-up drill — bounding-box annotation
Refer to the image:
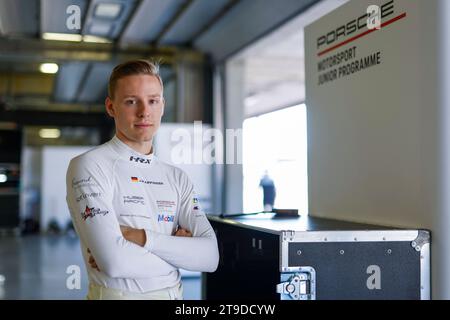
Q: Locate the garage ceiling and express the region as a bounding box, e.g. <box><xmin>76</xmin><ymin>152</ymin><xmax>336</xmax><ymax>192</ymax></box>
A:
<box><xmin>0</xmin><ymin>0</ymin><xmax>320</xmax><ymax>113</ymax></box>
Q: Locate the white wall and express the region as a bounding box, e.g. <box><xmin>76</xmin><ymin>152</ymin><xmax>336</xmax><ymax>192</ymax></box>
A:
<box><xmin>40</xmin><ymin>146</ymin><xmax>93</xmax><ymax>233</ymax></box>
<box><xmin>154</xmin><ymin>123</ymin><xmax>213</xmax><ymax>214</ymax></box>
<box><xmin>223</xmin><ymin>60</ymin><xmax>244</xmax><ymax>214</ymax></box>
<box><xmin>20</xmin><ymin>147</ymin><xmax>42</xmax><ymax>221</ymax></box>
<box><xmin>435</xmin><ymin>0</ymin><xmax>450</xmax><ymax>301</ymax></box>
<box><xmin>305</xmin><ymin>0</ymin><xmax>448</xmax><ymax>298</ymax></box>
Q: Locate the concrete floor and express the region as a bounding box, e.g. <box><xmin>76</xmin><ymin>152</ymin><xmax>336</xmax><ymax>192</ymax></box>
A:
<box><xmin>0</xmin><ymin>233</ymin><xmax>201</xmax><ymax>300</ymax></box>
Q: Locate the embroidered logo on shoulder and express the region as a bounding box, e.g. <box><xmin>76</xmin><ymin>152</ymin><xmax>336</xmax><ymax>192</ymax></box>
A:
<box><xmin>72</xmin><ymin>176</ymin><xmax>97</xmax><ymax>189</ymax></box>
<box><xmin>129</xmin><ymin>156</ymin><xmax>151</xmax><ymax>164</ymax></box>
<box><xmin>76</xmin><ymin>192</ymin><xmax>101</xmax><ymax>202</ymax></box>
<box><xmin>81</xmin><ymin>205</ymin><xmax>109</xmax><ymax>221</ymax></box>
<box><xmin>192</xmin><ymin>197</ymin><xmax>199</xmax><ymax>204</ymax></box>
<box><xmin>157</xmin><ymin>214</ymin><xmax>175</xmax><ymax>223</ymax></box>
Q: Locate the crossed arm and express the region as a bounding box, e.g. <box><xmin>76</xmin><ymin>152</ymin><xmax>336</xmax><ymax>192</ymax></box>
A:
<box><xmin>87</xmin><ymin>226</ymin><xmax>192</xmax><ymax>271</ymax></box>
<box><xmin>67</xmin><ymin>158</ymin><xmax>219</xmax><ymax>277</ymax></box>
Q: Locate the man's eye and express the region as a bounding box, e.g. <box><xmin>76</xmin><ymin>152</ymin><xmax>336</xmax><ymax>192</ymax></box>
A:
<box><xmin>149</xmin><ymin>99</ymin><xmax>159</xmax><ymax>105</ymax></box>
<box><xmin>125</xmin><ymin>100</ymin><xmax>136</xmax><ymax>105</ymax></box>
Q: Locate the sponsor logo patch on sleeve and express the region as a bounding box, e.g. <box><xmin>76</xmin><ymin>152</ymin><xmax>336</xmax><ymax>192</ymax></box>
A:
<box><xmin>81</xmin><ymin>205</ymin><xmax>109</xmax><ymax>221</ymax></box>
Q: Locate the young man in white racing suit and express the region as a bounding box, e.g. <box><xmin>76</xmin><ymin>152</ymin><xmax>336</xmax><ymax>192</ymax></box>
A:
<box><xmin>66</xmin><ymin>60</ymin><xmax>219</xmax><ymax>300</ymax></box>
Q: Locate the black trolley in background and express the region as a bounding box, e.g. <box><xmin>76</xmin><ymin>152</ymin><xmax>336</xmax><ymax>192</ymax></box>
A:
<box><xmin>204</xmin><ymin>213</ymin><xmax>430</xmax><ymax>300</ymax></box>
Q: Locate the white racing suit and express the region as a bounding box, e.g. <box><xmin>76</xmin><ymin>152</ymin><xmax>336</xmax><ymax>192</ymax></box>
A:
<box><xmin>66</xmin><ymin>135</ymin><xmax>219</xmax><ymax>299</ymax></box>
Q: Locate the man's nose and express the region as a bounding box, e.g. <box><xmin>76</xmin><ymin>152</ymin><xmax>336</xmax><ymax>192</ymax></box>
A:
<box><xmin>137</xmin><ymin>101</ymin><xmax>151</xmax><ymax>118</ymax></box>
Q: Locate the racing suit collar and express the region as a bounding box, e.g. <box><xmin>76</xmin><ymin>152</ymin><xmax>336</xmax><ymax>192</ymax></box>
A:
<box><xmin>110</xmin><ymin>135</ymin><xmax>155</xmax><ymax>166</ymax></box>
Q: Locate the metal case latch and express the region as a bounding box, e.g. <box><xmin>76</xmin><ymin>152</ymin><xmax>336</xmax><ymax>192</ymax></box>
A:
<box><xmin>277</xmin><ymin>267</ymin><xmax>316</xmax><ymax>300</ymax></box>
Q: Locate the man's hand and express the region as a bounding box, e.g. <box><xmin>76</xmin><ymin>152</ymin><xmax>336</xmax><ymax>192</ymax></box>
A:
<box><xmin>87</xmin><ymin>248</ymin><xmax>100</xmax><ymax>272</ymax></box>
<box><xmin>120</xmin><ymin>225</ymin><xmax>146</xmax><ymax>247</ymax></box>
<box><xmin>174</xmin><ymin>227</ymin><xmax>192</xmax><ymax>237</ymax></box>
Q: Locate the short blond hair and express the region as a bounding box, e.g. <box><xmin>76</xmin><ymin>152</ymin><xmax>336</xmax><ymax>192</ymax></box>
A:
<box><xmin>108</xmin><ymin>59</ymin><xmax>163</xmax><ymax>99</ymax></box>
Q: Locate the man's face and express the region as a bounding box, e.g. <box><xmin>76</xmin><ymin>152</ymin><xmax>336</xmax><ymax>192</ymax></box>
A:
<box><xmin>105</xmin><ymin>74</ymin><xmax>164</xmax><ymax>145</ymax></box>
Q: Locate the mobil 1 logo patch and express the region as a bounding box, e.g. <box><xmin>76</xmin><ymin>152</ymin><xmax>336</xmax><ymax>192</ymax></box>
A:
<box><xmin>366</xmin><ymin>265</ymin><xmax>381</xmax><ymax>290</ymax></box>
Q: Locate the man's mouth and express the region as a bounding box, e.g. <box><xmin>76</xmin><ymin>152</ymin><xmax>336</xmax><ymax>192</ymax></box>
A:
<box><xmin>135</xmin><ymin>123</ymin><xmax>153</xmax><ymax>128</ymax></box>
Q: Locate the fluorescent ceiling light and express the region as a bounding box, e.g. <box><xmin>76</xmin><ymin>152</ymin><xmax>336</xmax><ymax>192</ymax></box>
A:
<box><xmin>89</xmin><ymin>23</ymin><xmax>112</xmax><ymax>36</ymax></box>
<box><xmin>0</xmin><ymin>174</ymin><xmax>7</xmax><ymax>183</ymax></box>
<box><xmin>39</xmin><ymin>128</ymin><xmax>61</xmax><ymax>139</ymax></box>
<box><xmin>82</xmin><ymin>35</ymin><xmax>112</xmax><ymax>43</ymax></box>
<box><xmin>40</xmin><ymin>63</ymin><xmax>59</xmax><ymax>74</ymax></box>
<box><xmin>42</xmin><ymin>32</ymin><xmax>82</xmax><ymax>42</ymax></box>
<box><xmin>95</xmin><ymin>3</ymin><xmax>122</xmax><ymax>19</ymax></box>
<box><xmin>42</xmin><ymin>32</ymin><xmax>111</xmax><ymax>44</ymax></box>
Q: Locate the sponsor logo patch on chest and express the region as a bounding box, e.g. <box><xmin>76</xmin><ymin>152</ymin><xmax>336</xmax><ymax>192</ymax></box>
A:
<box><xmin>129</xmin><ymin>156</ymin><xmax>151</xmax><ymax>164</ymax></box>
<box><xmin>156</xmin><ymin>200</ymin><xmax>176</xmax><ymax>211</ymax></box>
<box><xmin>158</xmin><ymin>214</ymin><xmax>175</xmax><ymax>223</ymax></box>
<box><xmin>130</xmin><ymin>176</ymin><xmax>164</xmax><ymax>185</ymax></box>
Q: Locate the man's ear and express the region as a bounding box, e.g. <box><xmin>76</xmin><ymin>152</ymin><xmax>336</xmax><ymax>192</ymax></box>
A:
<box><xmin>105</xmin><ymin>97</ymin><xmax>115</xmax><ymax>118</ymax></box>
<box><xmin>161</xmin><ymin>97</ymin><xmax>165</xmax><ymax>117</ymax></box>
